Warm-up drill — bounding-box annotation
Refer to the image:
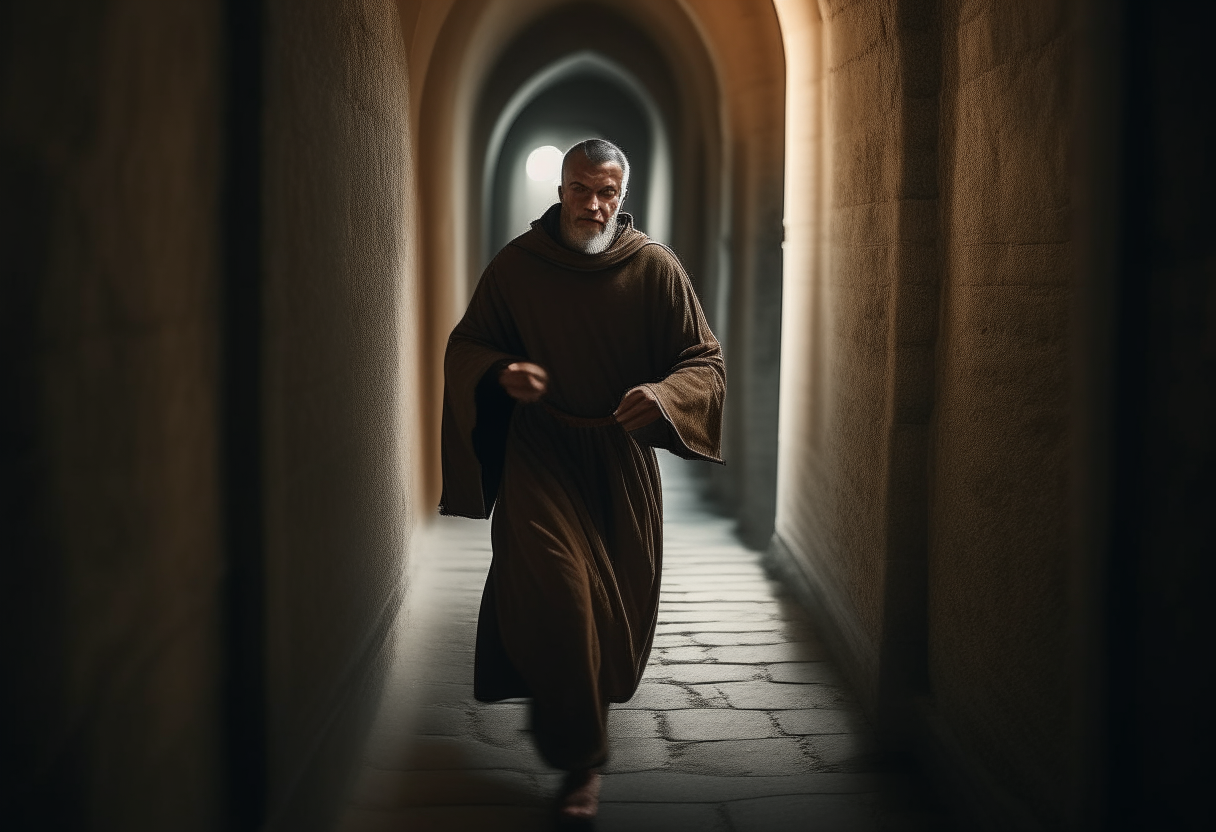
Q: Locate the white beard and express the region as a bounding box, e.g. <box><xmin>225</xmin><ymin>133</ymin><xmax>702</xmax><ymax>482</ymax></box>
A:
<box><xmin>563</xmin><ymin>212</ymin><xmax>620</xmax><ymax>255</ymax></box>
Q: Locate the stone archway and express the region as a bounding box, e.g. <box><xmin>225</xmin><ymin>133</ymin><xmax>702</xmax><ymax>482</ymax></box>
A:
<box><xmin>479</xmin><ymin>52</ymin><xmax>673</xmax><ymax>266</ymax></box>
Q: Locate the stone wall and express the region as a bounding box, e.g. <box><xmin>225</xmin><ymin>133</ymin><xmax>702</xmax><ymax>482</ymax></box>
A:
<box><xmin>261</xmin><ymin>0</ymin><xmax>419</xmax><ymax>828</ymax></box>
<box><xmin>929</xmin><ymin>1</ymin><xmax>1073</xmax><ymax>823</ymax></box>
<box><xmin>1</xmin><ymin>1</ymin><xmax>422</xmax><ymax>828</ymax></box>
<box><xmin>774</xmin><ymin>0</ymin><xmax>932</xmax><ymax>713</ymax></box>
<box><xmin>1</xmin><ymin>2</ymin><xmax>227</xmax><ymax>828</ymax></box>
<box><xmin>773</xmin><ymin>0</ymin><xmax>1075</xmax><ymax>827</ymax></box>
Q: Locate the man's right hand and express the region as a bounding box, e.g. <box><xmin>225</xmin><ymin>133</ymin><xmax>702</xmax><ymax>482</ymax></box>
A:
<box><xmin>498</xmin><ymin>361</ymin><xmax>549</xmax><ymax>402</ymax></box>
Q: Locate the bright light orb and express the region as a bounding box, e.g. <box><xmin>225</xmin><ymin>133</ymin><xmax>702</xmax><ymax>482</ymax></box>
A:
<box><xmin>525</xmin><ymin>145</ymin><xmax>564</xmax><ymax>182</ymax></box>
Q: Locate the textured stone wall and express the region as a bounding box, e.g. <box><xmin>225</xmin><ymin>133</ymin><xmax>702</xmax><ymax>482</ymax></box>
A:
<box><xmin>774</xmin><ymin>0</ymin><xmax>930</xmax><ymax>708</ymax></box>
<box><xmin>261</xmin><ymin>0</ymin><xmax>419</xmax><ymax>827</ymax></box>
<box><xmin>929</xmin><ymin>1</ymin><xmax>1073</xmax><ymax>822</ymax></box>
<box><xmin>0</xmin><ymin>2</ymin><xmax>227</xmax><ymax>829</ymax></box>
<box><xmin>774</xmin><ymin>0</ymin><xmax>1075</xmax><ymax>826</ymax></box>
<box><xmin>1</xmin><ymin>1</ymin><xmax>422</xmax><ymax>827</ymax></box>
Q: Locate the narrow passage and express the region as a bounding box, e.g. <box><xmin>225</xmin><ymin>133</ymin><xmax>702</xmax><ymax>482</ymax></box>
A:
<box><xmin>340</xmin><ymin>457</ymin><xmax>943</xmax><ymax>831</ymax></box>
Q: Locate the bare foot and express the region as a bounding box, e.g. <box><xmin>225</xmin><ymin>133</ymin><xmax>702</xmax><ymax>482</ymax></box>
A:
<box><xmin>557</xmin><ymin>768</ymin><xmax>601</xmax><ymax>820</ymax></box>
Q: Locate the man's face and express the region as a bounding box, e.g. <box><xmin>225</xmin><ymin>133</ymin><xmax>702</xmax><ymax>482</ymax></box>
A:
<box><xmin>557</xmin><ymin>153</ymin><xmax>625</xmax><ymax>254</ymax></box>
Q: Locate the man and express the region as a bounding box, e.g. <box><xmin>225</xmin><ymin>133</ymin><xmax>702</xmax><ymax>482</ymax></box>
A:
<box><xmin>439</xmin><ymin>139</ymin><xmax>725</xmax><ymax>819</ymax></box>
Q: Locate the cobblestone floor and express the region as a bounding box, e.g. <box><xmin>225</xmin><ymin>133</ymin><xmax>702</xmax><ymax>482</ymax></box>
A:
<box><xmin>338</xmin><ymin>456</ymin><xmax>946</xmax><ymax>831</ymax></box>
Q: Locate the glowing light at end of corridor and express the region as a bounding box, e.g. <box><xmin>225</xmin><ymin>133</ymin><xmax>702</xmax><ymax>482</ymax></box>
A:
<box><xmin>526</xmin><ymin>145</ymin><xmax>564</xmax><ymax>182</ymax></box>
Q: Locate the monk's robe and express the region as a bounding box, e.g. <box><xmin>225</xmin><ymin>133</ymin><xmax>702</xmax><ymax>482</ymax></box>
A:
<box><xmin>439</xmin><ymin>205</ymin><xmax>725</xmax><ymax>770</ymax></box>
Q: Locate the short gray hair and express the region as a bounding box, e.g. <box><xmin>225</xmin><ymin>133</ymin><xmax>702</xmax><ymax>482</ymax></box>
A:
<box><xmin>563</xmin><ymin>138</ymin><xmax>630</xmax><ymax>196</ymax></box>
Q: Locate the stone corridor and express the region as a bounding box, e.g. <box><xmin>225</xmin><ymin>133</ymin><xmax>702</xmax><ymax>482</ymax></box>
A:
<box><xmin>339</xmin><ymin>457</ymin><xmax>945</xmax><ymax>831</ymax></box>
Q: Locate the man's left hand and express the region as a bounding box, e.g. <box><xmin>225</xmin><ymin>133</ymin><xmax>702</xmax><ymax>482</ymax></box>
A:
<box><xmin>614</xmin><ymin>386</ymin><xmax>663</xmax><ymax>431</ymax></box>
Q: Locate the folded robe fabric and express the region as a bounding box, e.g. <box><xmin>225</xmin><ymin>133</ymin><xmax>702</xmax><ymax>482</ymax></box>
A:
<box><xmin>439</xmin><ymin>205</ymin><xmax>725</xmax><ymax>770</ymax></box>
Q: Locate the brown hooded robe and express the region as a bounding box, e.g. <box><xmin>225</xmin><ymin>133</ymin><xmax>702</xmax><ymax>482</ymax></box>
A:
<box><xmin>439</xmin><ymin>206</ymin><xmax>725</xmax><ymax>770</ymax></box>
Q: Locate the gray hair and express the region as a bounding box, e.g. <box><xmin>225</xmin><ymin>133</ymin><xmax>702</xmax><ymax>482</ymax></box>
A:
<box><xmin>563</xmin><ymin>138</ymin><xmax>630</xmax><ymax>196</ymax></box>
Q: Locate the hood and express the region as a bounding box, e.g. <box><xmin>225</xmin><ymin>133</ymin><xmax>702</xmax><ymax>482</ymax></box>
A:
<box><xmin>508</xmin><ymin>203</ymin><xmax>653</xmax><ymax>271</ymax></box>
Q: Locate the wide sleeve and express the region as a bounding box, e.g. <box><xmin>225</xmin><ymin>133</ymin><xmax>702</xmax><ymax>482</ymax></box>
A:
<box><xmin>636</xmin><ymin>253</ymin><xmax>726</xmax><ymax>463</ymax></box>
<box><xmin>439</xmin><ymin>265</ymin><xmax>527</xmax><ymax>518</ymax></box>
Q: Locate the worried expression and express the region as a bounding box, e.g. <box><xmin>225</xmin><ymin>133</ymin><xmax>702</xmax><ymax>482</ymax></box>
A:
<box><xmin>557</xmin><ymin>154</ymin><xmax>625</xmax><ymax>255</ymax></box>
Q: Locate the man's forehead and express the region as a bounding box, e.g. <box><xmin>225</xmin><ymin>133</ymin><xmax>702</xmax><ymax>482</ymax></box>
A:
<box><xmin>563</xmin><ymin>156</ymin><xmax>624</xmax><ymax>186</ymax></box>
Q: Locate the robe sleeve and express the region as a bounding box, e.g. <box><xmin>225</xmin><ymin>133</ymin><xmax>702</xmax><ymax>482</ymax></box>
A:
<box><xmin>635</xmin><ymin>251</ymin><xmax>726</xmax><ymax>463</ymax></box>
<box><xmin>439</xmin><ymin>265</ymin><xmax>526</xmax><ymax>518</ymax></box>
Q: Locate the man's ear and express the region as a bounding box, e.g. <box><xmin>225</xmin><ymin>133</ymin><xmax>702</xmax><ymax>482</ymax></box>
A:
<box><xmin>557</xmin><ymin>185</ymin><xmax>564</xmax><ymax>202</ymax></box>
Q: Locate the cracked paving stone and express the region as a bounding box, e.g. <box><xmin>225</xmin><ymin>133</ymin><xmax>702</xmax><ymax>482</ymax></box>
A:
<box><xmin>643</xmin><ymin>663</ymin><xmax>763</xmax><ymax>684</ymax></box>
<box><xmin>608</xmin><ymin>709</ymin><xmax>662</xmax><ymax>738</ymax></box>
<box><xmin>673</xmin><ymin>737</ymin><xmax>815</xmax><ymax>776</ymax></box>
<box><xmin>766</xmin><ymin>661</ymin><xmax>846</xmax><ymax>685</ymax></box>
<box><xmin>773</xmin><ymin>708</ymin><xmax>871</xmax><ymax>736</ymax></box>
<box><xmin>663</xmin><ymin>709</ymin><xmax>781</xmax><ymax>741</ymax></box>
<box><xmin>705</xmin><ymin>642</ymin><xmax>830</xmax><ymax>664</ymax></box>
<box><xmin>656</xmin><ymin>620</ymin><xmax>787</xmax><ymax>634</ymax></box>
<box><xmin>651</xmin><ymin>633</ymin><xmax>703</xmax><ymax>648</ymax></box>
<box><xmin>658</xmin><ymin>610</ymin><xmax>780</xmax><ymax>624</ymax></box>
<box><xmin>692</xmin><ymin>681</ymin><xmax>850</xmax><ymax>710</ymax></box>
<box><xmin>604</xmin><ymin>737</ymin><xmax>675</xmax><ymax>772</ymax></box>
<box><xmin>616</xmin><ymin>682</ymin><xmax>699</xmax><ymax>710</ymax></box>
<box><xmin>652</xmin><ymin>645</ymin><xmax>715</xmax><ymax>663</ymax></box>
<box><xmin>690</xmin><ymin>631</ymin><xmax>797</xmax><ymax>646</ymax></box>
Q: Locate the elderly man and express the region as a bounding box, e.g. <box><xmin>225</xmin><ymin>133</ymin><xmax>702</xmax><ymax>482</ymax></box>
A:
<box><xmin>440</xmin><ymin>138</ymin><xmax>725</xmax><ymax>819</ymax></box>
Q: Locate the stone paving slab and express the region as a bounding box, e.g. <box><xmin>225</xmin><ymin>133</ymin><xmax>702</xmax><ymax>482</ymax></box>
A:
<box><xmin>707</xmin><ymin>642</ymin><xmax>832</xmax><ymax>663</ymax></box>
<box><xmin>615</xmin><ymin>682</ymin><xmax>700</xmax><ymax>710</ymax></box>
<box><xmin>767</xmin><ymin>660</ymin><xmax>848</xmax><ymax>685</ymax></box>
<box><xmin>603</xmin><ymin>737</ymin><xmax>675</xmax><ymax>772</ymax></box>
<box><xmin>725</xmin><ymin>793</ymin><xmax>883</xmax><ymax>832</ymax></box>
<box><xmin>643</xmin><ymin>663</ymin><xmax>764</xmax><ymax>684</ymax></box>
<box><xmin>343</xmin><ymin>805</ymin><xmax>548</xmax><ymax>832</ymax></box>
<box><xmin>774</xmin><ymin>707</ymin><xmax>872</xmax><ymax>735</ymax></box>
<box><xmin>594</xmin><ymin>802</ymin><xmax>731</xmax><ymax>832</ymax></box>
<box><xmin>691</xmin><ymin>680</ymin><xmax>853</xmax><ymax>710</ymax></box>
<box><xmin>606</xmin><ymin>710</ymin><xmax>662</xmax><ymax>738</ymax></box>
<box><xmin>662</xmin><ymin>708</ymin><xmax>780</xmax><ymax>741</ymax></box>
<box><xmin>653</xmin><ymin>619</ymin><xmax>791</xmax><ymax>634</ymax></box>
<box><xmin>672</xmin><ymin>737</ymin><xmax>814</xmax><ymax>776</ymax></box>
<box><xmin>600</xmin><ymin>771</ymin><xmax>901</xmax><ymax>802</ymax></box>
<box><xmin>338</xmin><ymin>456</ymin><xmax>947</xmax><ymax>832</ymax></box>
<box><xmin>656</xmin><ymin>610</ymin><xmax>781</xmax><ymax>624</ymax></box>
